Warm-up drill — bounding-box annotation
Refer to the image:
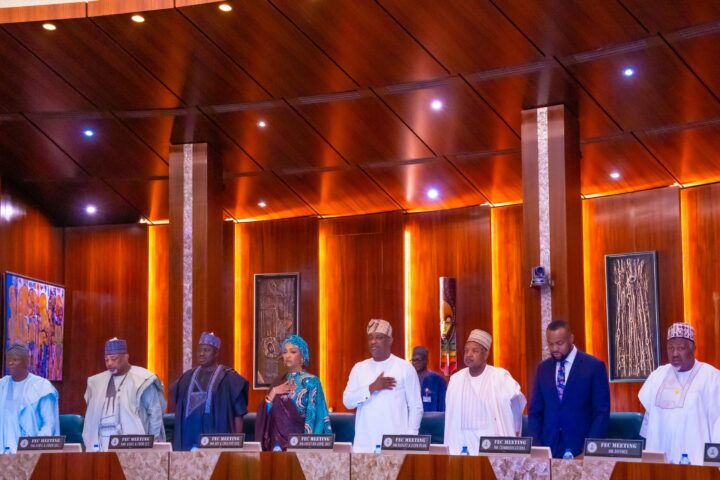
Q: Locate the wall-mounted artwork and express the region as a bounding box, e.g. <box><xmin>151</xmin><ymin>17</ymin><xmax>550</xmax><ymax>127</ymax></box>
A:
<box><xmin>440</xmin><ymin>277</ymin><xmax>457</xmax><ymax>376</ymax></box>
<box><xmin>605</xmin><ymin>252</ymin><xmax>660</xmax><ymax>382</ymax></box>
<box><xmin>3</xmin><ymin>272</ymin><xmax>65</xmax><ymax>381</ymax></box>
<box><xmin>254</xmin><ymin>273</ymin><xmax>299</xmax><ymax>389</ymax></box>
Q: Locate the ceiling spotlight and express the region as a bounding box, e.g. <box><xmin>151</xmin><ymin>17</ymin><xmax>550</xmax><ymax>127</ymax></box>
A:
<box><xmin>257</xmin><ymin>120</ymin><xmax>267</xmax><ymax>128</ymax></box>
<box><xmin>83</xmin><ymin>129</ymin><xmax>94</xmax><ymax>137</ymax></box>
<box><xmin>257</xmin><ymin>201</ymin><xmax>267</xmax><ymax>208</ymax></box>
<box><xmin>42</xmin><ymin>23</ymin><xmax>57</xmax><ymax>31</ymax></box>
<box><xmin>218</xmin><ymin>3</ymin><xmax>232</xmax><ymax>12</ymax></box>
<box><xmin>131</xmin><ymin>14</ymin><xmax>145</xmax><ymax>23</ymax></box>
<box><xmin>610</xmin><ymin>171</ymin><xmax>621</xmax><ymax>179</ymax></box>
<box><xmin>426</xmin><ymin>188</ymin><xmax>439</xmax><ymax>200</ymax></box>
<box><xmin>430</xmin><ymin>99</ymin><xmax>443</xmax><ymax>111</ymax></box>
<box><xmin>623</xmin><ymin>67</ymin><xmax>634</xmax><ymax>77</ymax></box>
<box><xmin>85</xmin><ymin>205</ymin><xmax>97</xmax><ymax>215</ymax></box>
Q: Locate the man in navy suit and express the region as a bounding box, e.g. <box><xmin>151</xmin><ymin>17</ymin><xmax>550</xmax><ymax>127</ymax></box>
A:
<box><xmin>528</xmin><ymin>320</ymin><xmax>610</xmax><ymax>458</ymax></box>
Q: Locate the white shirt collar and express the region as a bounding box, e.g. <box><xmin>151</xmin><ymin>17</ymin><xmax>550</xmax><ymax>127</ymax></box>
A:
<box><xmin>563</xmin><ymin>345</ymin><xmax>578</xmax><ymax>366</ymax></box>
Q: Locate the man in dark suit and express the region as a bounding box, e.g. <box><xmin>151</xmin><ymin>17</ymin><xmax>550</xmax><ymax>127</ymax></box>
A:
<box><xmin>528</xmin><ymin>320</ymin><xmax>610</xmax><ymax>458</ymax></box>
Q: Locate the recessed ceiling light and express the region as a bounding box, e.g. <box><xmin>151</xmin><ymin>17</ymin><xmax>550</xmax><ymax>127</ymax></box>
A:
<box><xmin>218</xmin><ymin>3</ymin><xmax>232</xmax><ymax>12</ymax></box>
<box><xmin>426</xmin><ymin>188</ymin><xmax>439</xmax><ymax>199</ymax></box>
<box><xmin>430</xmin><ymin>99</ymin><xmax>443</xmax><ymax>111</ymax></box>
<box><xmin>257</xmin><ymin>201</ymin><xmax>267</xmax><ymax>208</ymax></box>
<box><xmin>257</xmin><ymin>120</ymin><xmax>267</xmax><ymax>128</ymax></box>
<box><xmin>610</xmin><ymin>171</ymin><xmax>621</xmax><ymax>179</ymax></box>
<box><xmin>42</xmin><ymin>23</ymin><xmax>56</xmax><ymax>31</ymax></box>
<box><xmin>85</xmin><ymin>205</ymin><xmax>97</xmax><ymax>215</ymax></box>
<box><xmin>623</xmin><ymin>67</ymin><xmax>634</xmax><ymax>77</ymax></box>
<box><xmin>83</xmin><ymin>129</ymin><xmax>94</xmax><ymax>137</ymax></box>
<box><xmin>131</xmin><ymin>14</ymin><xmax>145</xmax><ymax>23</ymax></box>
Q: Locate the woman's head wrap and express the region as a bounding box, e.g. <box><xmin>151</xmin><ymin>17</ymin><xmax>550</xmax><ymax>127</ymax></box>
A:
<box><xmin>282</xmin><ymin>335</ymin><xmax>309</xmax><ymax>366</ymax></box>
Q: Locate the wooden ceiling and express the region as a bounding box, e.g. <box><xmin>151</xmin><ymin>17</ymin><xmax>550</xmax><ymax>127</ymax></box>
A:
<box><xmin>0</xmin><ymin>0</ymin><xmax>719</xmax><ymax>225</ymax></box>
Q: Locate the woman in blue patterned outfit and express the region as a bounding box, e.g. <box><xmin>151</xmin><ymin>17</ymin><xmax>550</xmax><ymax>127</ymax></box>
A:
<box><xmin>256</xmin><ymin>335</ymin><xmax>332</xmax><ymax>450</ymax></box>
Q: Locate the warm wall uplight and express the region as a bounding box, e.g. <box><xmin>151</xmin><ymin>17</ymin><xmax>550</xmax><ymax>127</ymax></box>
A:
<box><xmin>42</xmin><ymin>23</ymin><xmax>56</xmax><ymax>31</ymax></box>
<box><xmin>234</xmin><ymin>224</ymin><xmax>244</xmax><ymax>372</ymax></box>
<box><xmin>404</xmin><ymin>230</ymin><xmax>412</xmax><ymax>360</ymax></box>
<box><xmin>318</xmin><ymin>224</ymin><xmax>329</xmax><ymax>405</ymax></box>
<box><xmin>490</xmin><ymin>210</ymin><xmax>501</xmax><ymax>367</ymax></box>
<box><xmin>218</xmin><ymin>3</ymin><xmax>232</xmax><ymax>12</ymax></box>
<box><xmin>131</xmin><ymin>14</ymin><xmax>145</xmax><ymax>23</ymax></box>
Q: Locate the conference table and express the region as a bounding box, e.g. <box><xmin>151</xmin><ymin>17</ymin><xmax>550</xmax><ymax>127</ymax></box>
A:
<box><xmin>1</xmin><ymin>450</ymin><xmax>719</xmax><ymax>480</ymax></box>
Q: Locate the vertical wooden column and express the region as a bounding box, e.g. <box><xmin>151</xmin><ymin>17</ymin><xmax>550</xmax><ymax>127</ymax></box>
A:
<box><xmin>521</xmin><ymin>105</ymin><xmax>584</xmax><ymax>371</ymax></box>
<box><xmin>168</xmin><ymin>143</ymin><xmax>224</xmax><ymax>382</ymax></box>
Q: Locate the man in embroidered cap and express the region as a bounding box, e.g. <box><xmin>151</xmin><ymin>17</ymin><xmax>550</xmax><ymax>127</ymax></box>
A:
<box><xmin>639</xmin><ymin>322</ymin><xmax>720</xmax><ymax>464</ymax></box>
<box><xmin>83</xmin><ymin>338</ymin><xmax>166</xmax><ymax>451</ymax></box>
<box><xmin>170</xmin><ymin>332</ymin><xmax>249</xmax><ymax>451</ymax></box>
<box><xmin>444</xmin><ymin>329</ymin><xmax>525</xmax><ymax>455</ymax></box>
<box><xmin>343</xmin><ymin>319</ymin><xmax>423</xmax><ymax>452</ymax></box>
<box><xmin>0</xmin><ymin>344</ymin><xmax>60</xmax><ymax>453</ymax></box>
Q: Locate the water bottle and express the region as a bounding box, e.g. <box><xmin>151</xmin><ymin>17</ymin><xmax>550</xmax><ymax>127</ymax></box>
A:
<box><xmin>190</xmin><ymin>444</ymin><xmax>198</xmax><ymax>453</ymax></box>
<box><xmin>460</xmin><ymin>446</ymin><xmax>469</xmax><ymax>456</ymax></box>
<box><xmin>679</xmin><ymin>453</ymin><xmax>691</xmax><ymax>465</ymax></box>
<box><xmin>562</xmin><ymin>448</ymin><xmax>574</xmax><ymax>460</ymax></box>
<box><xmin>374</xmin><ymin>444</ymin><xmax>381</xmax><ymax>454</ymax></box>
<box><xmin>272</xmin><ymin>443</ymin><xmax>282</xmax><ymax>452</ymax></box>
<box><xmin>3</xmin><ymin>447</ymin><xmax>10</xmax><ymax>455</ymax></box>
<box><xmin>92</xmin><ymin>443</ymin><xmax>100</xmax><ymax>452</ymax></box>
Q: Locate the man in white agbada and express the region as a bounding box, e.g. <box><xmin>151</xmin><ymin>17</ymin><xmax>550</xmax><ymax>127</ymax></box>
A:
<box><xmin>639</xmin><ymin>322</ymin><xmax>720</xmax><ymax>464</ymax></box>
<box><xmin>444</xmin><ymin>329</ymin><xmax>525</xmax><ymax>455</ymax></box>
<box><xmin>343</xmin><ymin>319</ymin><xmax>423</xmax><ymax>452</ymax></box>
<box><xmin>0</xmin><ymin>344</ymin><xmax>59</xmax><ymax>453</ymax></box>
<box><xmin>83</xmin><ymin>338</ymin><xmax>166</xmax><ymax>451</ymax></box>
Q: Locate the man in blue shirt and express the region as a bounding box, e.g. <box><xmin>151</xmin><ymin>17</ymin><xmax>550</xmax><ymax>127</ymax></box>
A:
<box><xmin>411</xmin><ymin>346</ymin><xmax>446</xmax><ymax>412</ymax></box>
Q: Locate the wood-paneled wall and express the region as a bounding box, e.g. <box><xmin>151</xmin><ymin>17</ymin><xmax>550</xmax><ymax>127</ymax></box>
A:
<box><xmin>404</xmin><ymin>206</ymin><xmax>492</xmax><ymax>378</ymax></box>
<box><xmin>320</xmin><ymin>212</ymin><xmax>404</xmax><ymax>411</ymax></box>
<box><xmin>61</xmin><ymin>224</ymin><xmax>149</xmax><ymax>413</ymax></box>
<box><xmin>680</xmin><ymin>183</ymin><xmax>720</xmax><ymax>368</ymax></box>
<box><xmin>490</xmin><ymin>205</ymin><xmax>527</xmax><ymax>390</ymax></box>
<box><xmin>235</xmin><ymin>217</ymin><xmax>320</xmax><ymax>411</ymax></box>
<box><xmin>582</xmin><ymin>187</ymin><xmax>683</xmax><ymax>412</ymax></box>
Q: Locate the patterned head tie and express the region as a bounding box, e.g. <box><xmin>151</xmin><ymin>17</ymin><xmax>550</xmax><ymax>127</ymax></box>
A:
<box><xmin>282</xmin><ymin>335</ymin><xmax>309</xmax><ymax>366</ymax></box>
<box><xmin>199</xmin><ymin>331</ymin><xmax>221</xmax><ymax>350</ymax></box>
<box><xmin>105</xmin><ymin>337</ymin><xmax>128</xmax><ymax>355</ymax></box>
<box><xmin>667</xmin><ymin>322</ymin><xmax>695</xmax><ymax>343</ymax></box>
<box><xmin>367</xmin><ymin>319</ymin><xmax>393</xmax><ymax>338</ymax></box>
<box><xmin>466</xmin><ymin>329</ymin><xmax>492</xmax><ymax>351</ymax></box>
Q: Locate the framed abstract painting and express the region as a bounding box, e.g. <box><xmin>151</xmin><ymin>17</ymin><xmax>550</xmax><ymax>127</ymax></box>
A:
<box><xmin>253</xmin><ymin>273</ymin><xmax>300</xmax><ymax>389</ymax></box>
<box><xmin>605</xmin><ymin>252</ymin><xmax>660</xmax><ymax>382</ymax></box>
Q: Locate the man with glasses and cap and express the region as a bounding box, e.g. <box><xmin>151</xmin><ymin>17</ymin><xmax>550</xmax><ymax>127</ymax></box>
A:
<box><xmin>343</xmin><ymin>319</ymin><xmax>423</xmax><ymax>453</ymax></box>
<box><xmin>639</xmin><ymin>322</ymin><xmax>720</xmax><ymax>464</ymax></box>
<box><xmin>444</xmin><ymin>329</ymin><xmax>525</xmax><ymax>455</ymax></box>
<box><xmin>170</xmin><ymin>332</ymin><xmax>249</xmax><ymax>451</ymax></box>
<box><xmin>0</xmin><ymin>344</ymin><xmax>59</xmax><ymax>453</ymax></box>
<box><xmin>82</xmin><ymin>338</ymin><xmax>166</xmax><ymax>451</ymax></box>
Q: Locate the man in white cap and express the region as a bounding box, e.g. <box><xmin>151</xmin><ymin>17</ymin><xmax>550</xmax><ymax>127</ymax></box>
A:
<box><xmin>343</xmin><ymin>319</ymin><xmax>423</xmax><ymax>452</ymax></box>
<box><xmin>639</xmin><ymin>322</ymin><xmax>720</xmax><ymax>464</ymax></box>
<box><xmin>444</xmin><ymin>329</ymin><xmax>525</xmax><ymax>455</ymax></box>
<box><xmin>83</xmin><ymin>338</ymin><xmax>166</xmax><ymax>451</ymax></box>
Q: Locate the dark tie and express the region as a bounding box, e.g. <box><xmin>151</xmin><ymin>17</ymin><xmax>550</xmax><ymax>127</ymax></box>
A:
<box><xmin>557</xmin><ymin>360</ymin><xmax>566</xmax><ymax>401</ymax></box>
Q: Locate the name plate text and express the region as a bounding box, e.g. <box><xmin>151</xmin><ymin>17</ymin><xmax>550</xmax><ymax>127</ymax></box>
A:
<box><xmin>288</xmin><ymin>434</ymin><xmax>335</xmax><ymax>449</ymax></box>
<box><xmin>108</xmin><ymin>435</ymin><xmax>154</xmax><ymax>450</ymax></box>
<box><xmin>584</xmin><ymin>439</ymin><xmax>643</xmax><ymax>458</ymax></box>
<box><xmin>381</xmin><ymin>435</ymin><xmax>431</xmax><ymax>452</ymax></box>
<box><xmin>17</xmin><ymin>436</ymin><xmax>65</xmax><ymax>451</ymax></box>
<box><xmin>199</xmin><ymin>434</ymin><xmax>245</xmax><ymax>449</ymax></box>
<box><xmin>479</xmin><ymin>437</ymin><xmax>532</xmax><ymax>455</ymax></box>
